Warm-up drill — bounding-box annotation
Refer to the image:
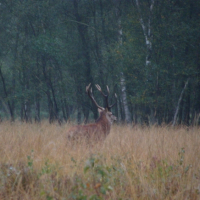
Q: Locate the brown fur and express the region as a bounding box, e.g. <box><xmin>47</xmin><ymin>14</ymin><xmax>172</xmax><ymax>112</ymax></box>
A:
<box><xmin>67</xmin><ymin>109</ymin><xmax>115</xmax><ymax>140</ymax></box>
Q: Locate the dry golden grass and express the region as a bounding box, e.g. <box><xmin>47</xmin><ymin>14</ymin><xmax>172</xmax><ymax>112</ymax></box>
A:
<box><xmin>0</xmin><ymin>121</ymin><xmax>200</xmax><ymax>199</ymax></box>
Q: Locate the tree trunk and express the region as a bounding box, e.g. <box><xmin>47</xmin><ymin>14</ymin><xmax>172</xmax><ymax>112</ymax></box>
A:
<box><xmin>0</xmin><ymin>67</ymin><xmax>14</xmax><ymax>121</ymax></box>
<box><xmin>135</xmin><ymin>0</ymin><xmax>154</xmax><ymax>72</ymax></box>
<box><xmin>114</xmin><ymin>0</ymin><xmax>131</xmax><ymax>123</ymax></box>
<box><xmin>34</xmin><ymin>55</ymin><xmax>41</xmax><ymax>123</ymax></box>
<box><xmin>118</xmin><ymin>95</ymin><xmax>125</xmax><ymax>122</ymax></box>
<box><xmin>24</xmin><ymin>99</ymin><xmax>32</xmax><ymax>123</ymax></box>
<box><xmin>184</xmin><ymin>82</ymin><xmax>190</xmax><ymax>125</ymax></box>
<box><xmin>73</xmin><ymin>0</ymin><xmax>94</xmax><ymax>122</ymax></box>
<box><xmin>42</xmin><ymin>56</ymin><xmax>59</xmax><ymax>123</ymax></box>
<box><xmin>135</xmin><ymin>0</ymin><xmax>155</xmax><ymax>124</ymax></box>
<box><xmin>120</xmin><ymin>73</ymin><xmax>131</xmax><ymax>123</ymax></box>
<box><xmin>172</xmin><ymin>78</ymin><xmax>190</xmax><ymax>126</ymax></box>
<box><xmin>35</xmin><ymin>95</ymin><xmax>40</xmax><ymax>123</ymax></box>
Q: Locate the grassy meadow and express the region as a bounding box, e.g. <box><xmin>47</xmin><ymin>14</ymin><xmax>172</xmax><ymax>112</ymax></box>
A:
<box><xmin>0</xmin><ymin>121</ymin><xmax>200</xmax><ymax>199</ymax></box>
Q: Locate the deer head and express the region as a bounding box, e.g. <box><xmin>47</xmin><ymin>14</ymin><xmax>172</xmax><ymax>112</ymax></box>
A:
<box><xmin>86</xmin><ymin>83</ymin><xmax>117</xmax><ymax>125</ymax></box>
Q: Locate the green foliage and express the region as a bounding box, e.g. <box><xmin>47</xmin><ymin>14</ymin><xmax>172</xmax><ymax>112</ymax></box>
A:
<box><xmin>0</xmin><ymin>0</ymin><xmax>199</xmax><ymax>124</ymax></box>
<box><xmin>178</xmin><ymin>147</ymin><xmax>185</xmax><ymax>166</ymax></box>
<box><xmin>27</xmin><ymin>150</ymin><xmax>34</xmax><ymax>170</ymax></box>
<box><xmin>84</xmin><ymin>155</ymin><xmax>114</xmax><ymax>196</ymax></box>
<box><xmin>39</xmin><ymin>160</ymin><xmax>54</xmax><ymax>177</ymax></box>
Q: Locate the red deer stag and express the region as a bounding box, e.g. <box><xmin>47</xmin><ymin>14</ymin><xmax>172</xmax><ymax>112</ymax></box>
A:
<box><xmin>67</xmin><ymin>83</ymin><xmax>117</xmax><ymax>140</ymax></box>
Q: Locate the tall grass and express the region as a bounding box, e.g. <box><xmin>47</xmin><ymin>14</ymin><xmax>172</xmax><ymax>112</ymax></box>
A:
<box><xmin>0</xmin><ymin>121</ymin><xmax>200</xmax><ymax>199</ymax></box>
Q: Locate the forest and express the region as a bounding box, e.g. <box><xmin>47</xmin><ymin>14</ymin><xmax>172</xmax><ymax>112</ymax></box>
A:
<box><xmin>0</xmin><ymin>0</ymin><xmax>200</xmax><ymax>125</ymax></box>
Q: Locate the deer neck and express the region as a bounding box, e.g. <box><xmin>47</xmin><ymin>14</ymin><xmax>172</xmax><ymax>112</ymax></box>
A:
<box><xmin>96</xmin><ymin>112</ymin><xmax>111</xmax><ymax>134</ymax></box>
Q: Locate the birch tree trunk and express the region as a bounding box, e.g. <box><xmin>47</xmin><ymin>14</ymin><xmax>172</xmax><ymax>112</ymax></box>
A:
<box><xmin>172</xmin><ymin>78</ymin><xmax>190</xmax><ymax>126</ymax></box>
<box><xmin>135</xmin><ymin>0</ymin><xmax>154</xmax><ymax>71</ymax></box>
<box><xmin>135</xmin><ymin>0</ymin><xmax>155</xmax><ymax>124</ymax></box>
<box><xmin>120</xmin><ymin>72</ymin><xmax>131</xmax><ymax>123</ymax></box>
<box><xmin>114</xmin><ymin>0</ymin><xmax>131</xmax><ymax>123</ymax></box>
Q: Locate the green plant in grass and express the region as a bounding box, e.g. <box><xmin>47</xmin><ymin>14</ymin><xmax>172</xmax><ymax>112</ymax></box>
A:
<box><xmin>83</xmin><ymin>155</ymin><xmax>114</xmax><ymax>199</ymax></box>
<box><xmin>178</xmin><ymin>147</ymin><xmax>185</xmax><ymax>166</ymax></box>
<box><xmin>67</xmin><ymin>155</ymin><xmax>116</xmax><ymax>200</ymax></box>
<box><xmin>27</xmin><ymin>149</ymin><xmax>34</xmax><ymax>171</ymax></box>
<box><xmin>39</xmin><ymin>160</ymin><xmax>56</xmax><ymax>177</ymax></box>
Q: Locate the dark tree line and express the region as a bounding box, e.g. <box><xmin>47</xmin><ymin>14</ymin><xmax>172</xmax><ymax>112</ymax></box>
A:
<box><xmin>0</xmin><ymin>0</ymin><xmax>200</xmax><ymax>125</ymax></box>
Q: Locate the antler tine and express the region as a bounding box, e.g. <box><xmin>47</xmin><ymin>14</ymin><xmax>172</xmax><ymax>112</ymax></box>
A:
<box><xmin>87</xmin><ymin>84</ymin><xmax>117</xmax><ymax>111</ymax></box>
<box><xmin>95</xmin><ymin>84</ymin><xmax>107</xmax><ymax>97</ymax></box>
<box><xmin>108</xmin><ymin>93</ymin><xmax>117</xmax><ymax>110</ymax></box>
<box><xmin>86</xmin><ymin>83</ymin><xmax>104</xmax><ymax>110</ymax></box>
<box><xmin>86</xmin><ymin>83</ymin><xmax>91</xmax><ymax>93</ymax></box>
<box><xmin>106</xmin><ymin>86</ymin><xmax>110</xmax><ymax>95</ymax></box>
<box><xmin>95</xmin><ymin>84</ymin><xmax>110</xmax><ymax>109</ymax></box>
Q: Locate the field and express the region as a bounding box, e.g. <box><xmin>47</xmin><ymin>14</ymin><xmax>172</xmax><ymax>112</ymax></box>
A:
<box><xmin>0</xmin><ymin>121</ymin><xmax>200</xmax><ymax>200</ymax></box>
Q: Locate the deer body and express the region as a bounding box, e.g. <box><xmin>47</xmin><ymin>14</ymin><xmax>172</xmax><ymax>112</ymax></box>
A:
<box><xmin>67</xmin><ymin>84</ymin><xmax>117</xmax><ymax>140</ymax></box>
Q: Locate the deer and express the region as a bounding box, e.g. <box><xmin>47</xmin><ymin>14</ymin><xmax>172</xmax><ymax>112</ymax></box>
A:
<box><xmin>67</xmin><ymin>83</ymin><xmax>117</xmax><ymax>140</ymax></box>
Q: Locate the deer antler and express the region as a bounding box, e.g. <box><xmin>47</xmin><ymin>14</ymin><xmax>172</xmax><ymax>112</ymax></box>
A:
<box><xmin>95</xmin><ymin>84</ymin><xmax>109</xmax><ymax>97</ymax></box>
<box><xmin>95</xmin><ymin>84</ymin><xmax>117</xmax><ymax>111</ymax></box>
<box><xmin>86</xmin><ymin>83</ymin><xmax>104</xmax><ymax>110</ymax></box>
<box><xmin>95</xmin><ymin>84</ymin><xmax>109</xmax><ymax>109</ymax></box>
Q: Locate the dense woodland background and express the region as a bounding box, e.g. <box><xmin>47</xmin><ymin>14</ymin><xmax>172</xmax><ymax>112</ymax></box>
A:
<box><xmin>0</xmin><ymin>0</ymin><xmax>199</xmax><ymax>125</ymax></box>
